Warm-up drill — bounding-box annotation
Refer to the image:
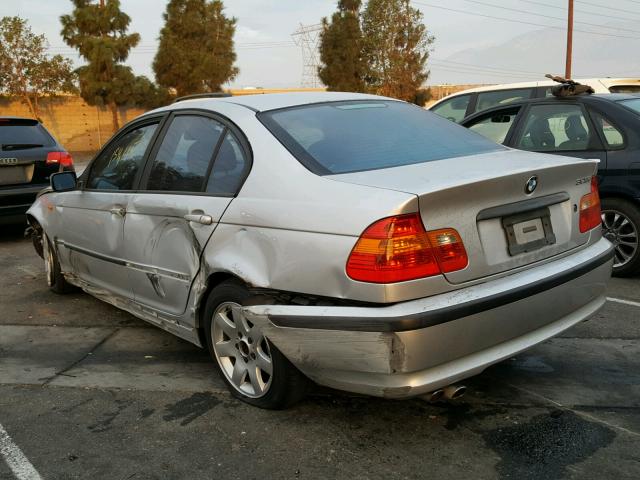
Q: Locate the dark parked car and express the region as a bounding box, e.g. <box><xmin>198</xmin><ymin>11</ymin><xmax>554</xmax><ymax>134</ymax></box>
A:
<box><xmin>0</xmin><ymin>117</ymin><xmax>74</xmax><ymax>225</ymax></box>
<box><xmin>461</xmin><ymin>93</ymin><xmax>640</xmax><ymax>276</ymax></box>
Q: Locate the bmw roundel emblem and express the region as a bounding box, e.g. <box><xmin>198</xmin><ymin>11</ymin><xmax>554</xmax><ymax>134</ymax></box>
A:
<box><xmin>525</xmin><ymin>175</ymin><xmax>538</xmax><ymax>194</ymax></box>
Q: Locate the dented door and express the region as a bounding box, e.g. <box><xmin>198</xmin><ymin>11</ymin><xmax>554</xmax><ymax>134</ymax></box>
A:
<box><xmin>122</xmin><ymin>112</ymin><xmax>251</xmax><ymax>316</ymax></box>
<box><xmin>123</xmin><ymin>194</ymin><xmax>231</xmax><ymax>315</ymax></box>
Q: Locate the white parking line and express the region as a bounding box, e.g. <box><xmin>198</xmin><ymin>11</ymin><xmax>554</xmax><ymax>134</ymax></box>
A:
<box><xmin>0</xmin><ymin>423</ymin><xmax>42</xmax><ymax>480</ymax></box>
<box><xmin>607</xmin><ymin>297</ymin><xmax>640</xmax><ymax>308</ymax></box>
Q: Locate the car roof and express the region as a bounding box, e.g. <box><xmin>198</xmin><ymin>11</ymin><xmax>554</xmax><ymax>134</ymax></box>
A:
<box><xmin>0</xmin><ymin>116</ymin><xmax>39</xmax><ymax>122</ymax></box>
<box><xmin>160</xmin><ymin>91</ymin><xmax>394</xmax><ymax>113</ymax></box>
<box><xmin>462</xmin><ymin>93</ymin><xmax>640</xmax><ymax>122</ymax></box>
<box><xmin>431</xmin><ymin>78</ymin><xmax>640</xmax><ymax>103</ymax></box>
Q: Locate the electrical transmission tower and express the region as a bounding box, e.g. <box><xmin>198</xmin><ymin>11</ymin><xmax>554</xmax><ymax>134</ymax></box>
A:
<box><xmin>291</xmin><ymin>23</ymin><xmax>323</xmax><ymax>88</ymax></box>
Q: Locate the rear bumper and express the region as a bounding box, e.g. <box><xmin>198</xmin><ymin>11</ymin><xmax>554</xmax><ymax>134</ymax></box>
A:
<box><xmin>244</xmin><ymin>238</ymin><xmax>614</xmax><ymax>398</ymax></box>
<box><xmin>0</xmin><ymin>185</ymin><xmax>46</xmax><ymax>223</ymax></box>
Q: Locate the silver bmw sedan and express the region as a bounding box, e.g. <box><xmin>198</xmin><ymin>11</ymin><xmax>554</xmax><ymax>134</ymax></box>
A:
<box><xmin>27</xmin><ymin>92</ymin><xmax>613</xmax><ymax>408</ymax></box>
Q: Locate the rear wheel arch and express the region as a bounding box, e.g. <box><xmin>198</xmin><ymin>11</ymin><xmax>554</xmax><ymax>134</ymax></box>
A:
<box><xmin>195</xmin><ymin>271</ymin><xmax>247</xmax><ymax>344</ymax></box>
<box><xmin>600</xmin><ymin>196</ymin><xmax>640</xmax><ymax>276</ymax></box>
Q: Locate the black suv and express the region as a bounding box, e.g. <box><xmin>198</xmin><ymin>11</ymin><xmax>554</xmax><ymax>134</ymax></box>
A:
<box><xmin>0</xmin><ymin>117</ymin><xmax>74</xmax><ymax>225</ymax></box>
<box><xmin>461</xmin><ymin>93</ymin><xmax>640</xmax><ymax>276</ymax></box>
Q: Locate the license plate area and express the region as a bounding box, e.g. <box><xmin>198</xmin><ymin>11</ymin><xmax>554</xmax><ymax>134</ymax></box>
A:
<box><xmin>0</xmin><ymin>164</ymin><xmax>34</xmax><ymax>186</ymax></box>
<box><xmin>502</xmin><ymin>207</ymin><xmax>556</xmax><ymax>256</ymax></box>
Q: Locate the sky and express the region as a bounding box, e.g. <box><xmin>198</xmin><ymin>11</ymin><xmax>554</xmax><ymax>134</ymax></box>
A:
<box><xmin>3</xmin><ymin>0</ymin><xmax>640</xmax><ymax>88</ymax></box>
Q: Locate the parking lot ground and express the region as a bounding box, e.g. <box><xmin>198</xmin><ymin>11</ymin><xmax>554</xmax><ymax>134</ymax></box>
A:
<box><xmin>1</xmin><ymin>224</ymin><xmax>639</xmax><ymax>479</ymax></box>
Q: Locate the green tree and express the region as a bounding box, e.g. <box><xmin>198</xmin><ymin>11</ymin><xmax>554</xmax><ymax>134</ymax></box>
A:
<box><xmin>318</xmin><ymin>0</ymin><xmax>366</xmax><ymax>92</ymax></box>
<box><xmin>153</xmin><ymin>0</ymin><xmax>238</xmax><ymax>97</ymax></box>
<box><xmin>362</xmin><ymin>0</ymin><xmax>434</xmax><ymax>101</ymax></box>
<box><xmin>0</xmin><ymin>16</ymin><xmax>76</xmax><ymax>119</ymax></box>
<box><xmin>60</xmin><ymin>0</ymin><xmax>140</xmax><ymax>130</ymax></box>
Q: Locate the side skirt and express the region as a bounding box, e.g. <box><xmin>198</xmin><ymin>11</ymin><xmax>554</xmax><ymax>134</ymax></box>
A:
<box><xmin>64</xmin><ymin>273</ymin><xmax>203</xmax><ymax>348</ymax></box>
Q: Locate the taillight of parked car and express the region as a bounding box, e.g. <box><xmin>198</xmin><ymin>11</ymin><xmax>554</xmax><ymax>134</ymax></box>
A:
<box><xmin>346</xmin><ymin>213</ymin><xmax>468</xmax><ymax>283</ymax></box>
<box><xmin>579</xmin><ymin>176</ymin><xmax>601</xmax><ymax>233</ymax></box>
<box><xmin>46</xmin><ymin>151</ymin><xmax>73</xmax><ymax>168</ymax></box>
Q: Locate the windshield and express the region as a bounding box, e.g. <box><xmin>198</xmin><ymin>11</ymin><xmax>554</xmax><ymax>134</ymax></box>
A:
<box><xmin>259</xmin><ymin>100</ymin><xmax>504</xmax><ymax>175</ymax></box>
<box><xmin>619</xmin><ymin>98</ymin><xmax>640</xmax><ymax>115</ymax></box>
<box><xmin>0</xmin><ymin>119</ymin><xmax>54</xmax><ymax>148</ymax></box>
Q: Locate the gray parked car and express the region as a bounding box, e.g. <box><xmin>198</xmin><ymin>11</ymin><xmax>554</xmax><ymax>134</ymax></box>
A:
<box><xmin>27</xmin><ymin>92</ymin><xmax>613</xmax><ymax>408</ymax></box>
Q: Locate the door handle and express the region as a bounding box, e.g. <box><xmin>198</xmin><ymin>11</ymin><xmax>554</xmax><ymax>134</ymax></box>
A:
<box><xmin>109</xmin><ymin>207</ymin><xmax>126</xmax><ymax>217</ymax></box>
<box><xmin>184</xmin><ymin>214</ymin><xmax>213</xmax><ymax>225</ymax></box>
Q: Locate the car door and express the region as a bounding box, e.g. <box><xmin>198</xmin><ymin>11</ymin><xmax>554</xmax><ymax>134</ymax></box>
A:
<box><xmin>509</xmin><ymin>102</ymin><xmax>607</xmax><ymax>172</ymax></box>
<box><xmin>123</xmin><ymin>111</ymin><xmax>251</xmax><ymax>315</ymax></box>
<box><xmin>55</xmin><ymin>117</ymin><xmax>163</xmax><ymax>298</ymax></box>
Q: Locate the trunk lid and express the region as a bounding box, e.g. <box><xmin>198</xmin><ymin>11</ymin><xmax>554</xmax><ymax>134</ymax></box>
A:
<box><xmin>329</xmin><ymin>149</ymin><xmax>598</xmax><ymax>284</ymax></box>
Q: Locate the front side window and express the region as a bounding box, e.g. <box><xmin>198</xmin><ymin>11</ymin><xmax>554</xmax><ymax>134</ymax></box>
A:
<box><xmin>430</xmin><ymin>94</ymin><xmax>471</xmax><ymax>123</ymax></box>
<box><xmin>475</xmin><ymin>88</ymin><xmax>532</xmax><ymax>114</ymax></box>
<box><xmin>515</xmin><ymin>104</ymin><xmax>592</xmax><ymax>152</ymax></box>
<box><xmin>260</xmin><ymin>100</ymin><xmax>503</xmax><ymax>175</ymax></box>
<box><xmin>467</xmin><ymin>108</ymin><xmax>520</xmax><ymax>144</ymax></box>
<box><xmin>146</xmin><ymin>115</ymin><xmax>225</xmax><ymax>192</ymax></box>
<box><xmin>87</xmin><ymin>123</ymin><xmax>158</xmax><ymax>190</ymax></box>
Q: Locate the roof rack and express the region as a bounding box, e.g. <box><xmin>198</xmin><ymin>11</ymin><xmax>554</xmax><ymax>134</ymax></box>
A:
<box><xmin>545</xmin><ymin>74</ymin><xmax>595</xmax><ymax>97</ymax></box>
<box><xmin>173</xmin><ymin>92</ymin><xmax>232</xmax><ymax>103</ymax></box>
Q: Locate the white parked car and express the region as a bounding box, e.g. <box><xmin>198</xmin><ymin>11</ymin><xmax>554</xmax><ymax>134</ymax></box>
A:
<box><xmin>430</xmin><ymin>78</ymin><xmax>640</xmax><ymax>123</ymax></box>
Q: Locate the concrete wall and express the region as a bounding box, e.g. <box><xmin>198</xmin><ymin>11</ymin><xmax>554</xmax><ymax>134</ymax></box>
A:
<box><xmin>0</xmin><ymin>86</ymin><xmax>489</xmax><ymax>157</ymax></box>
<box><xmin>0</xmin><ymin>96</ymin><xmax>146</xmax><ymax>155</ymax></box>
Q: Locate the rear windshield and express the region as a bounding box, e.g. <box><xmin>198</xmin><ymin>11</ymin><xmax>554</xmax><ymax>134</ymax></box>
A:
<box><xmin>259</xmin><ymin>100</ymin><xmax>504</xmax><ymax>175</ymax></box>
<box><xmin>0</xmin><ymin>119</ymin><xmax>55</xmax><ymax>149</ymax></box>
<box><xmin>609</xmin><ymin>86</ymin><xmax>640</xmax><ymax>94</ymax></box>
<box><xmin>618</xmin><ymin>98</ymin><xmax>640</xmax><ymax>115</ymax></box>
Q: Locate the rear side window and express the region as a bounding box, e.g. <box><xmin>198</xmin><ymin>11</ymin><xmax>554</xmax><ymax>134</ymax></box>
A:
<box><xmin>475</xmin><ymin>89</ymin><xmax>532</xmax><ymax>114</ymax></box>
<box><xmin>430</xmin><ymin>94</ymin><xmax>471</xmax><ymax>123</ymax></box>
<box><xmin>146</xmin><ymin>115</ymin><xmax>225</xmax><ymax>192</ymax></box>
<box><xmin>589</xmin><ymin>110</ymin><xmax>624</xmax><ymax>149</ymax></box>
<box><xmin>0</xmin><ymin>119</ymin><xmax>55</xmax><ymax>149</ymax></box>
<box><xmin>206</xmin><ymin>132</ymin><xmax>249</xmax><ymax>196</ymax></box>
<box><xmin>88</xmin><ymin>123</ymin><xmax>158</xmax><ymax>190</ymax></box>
<box><xmin>515</xmin><ymin>104</ymin><xmax>592</xmax><ymax>152</ymax></box>
<box><xmin>260</xmin><ymin>100</ymin><xmax>503</xmax><ymax>175</ymax></box>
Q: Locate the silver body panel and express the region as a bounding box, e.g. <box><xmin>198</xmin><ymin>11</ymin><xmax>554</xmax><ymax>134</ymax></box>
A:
<box><xmin>27</xmin><ymin>92</ymin><xmax>613</xmax><ymax>398</ymax></box>
<box><xmin>244</xmin><ymin>238</ymin><xmax>612</xmax><ymax>398</ymax></box>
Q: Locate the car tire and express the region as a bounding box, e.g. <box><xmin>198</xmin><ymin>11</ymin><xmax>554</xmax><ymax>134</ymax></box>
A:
<box><xmin>601</xmin><ymin>197</ymin><xmax>640</xmax><ymax>277</ymax></box>
<box><xmin>42</xmin><ymin>233</ymin><xmax>75</xmax><ymax>294</ymax></box>
<box><xmin>203</xmin><ymin>279</ymin><xmax>308</xmax><ymax>409</ymax></box>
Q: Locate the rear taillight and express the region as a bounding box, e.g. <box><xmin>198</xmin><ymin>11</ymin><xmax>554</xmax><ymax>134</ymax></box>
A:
<box><xmin>346</xmin><ymin>213</ymin><xmax>468</xmax><ymax>283</ymax></box>
<box><xmin>46</xmin><ymin>151</ymin><xmax>73</xmax><ymax>168</ymax></box>
<box><xmin>579</xmin><ymin>176</ymin><xmax>601</xmax><ymax>233</ymax></box>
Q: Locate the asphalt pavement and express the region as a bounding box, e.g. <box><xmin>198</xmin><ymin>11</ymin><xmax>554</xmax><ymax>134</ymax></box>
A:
<box><xmin>0</xmin><ymin>224</ymin><xmax>639</xmax><ymax>480</ymax></box>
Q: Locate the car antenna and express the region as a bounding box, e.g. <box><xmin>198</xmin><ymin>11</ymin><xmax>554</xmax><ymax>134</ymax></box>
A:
<box><xmin>173</xmin><ymin>92</ymin><xmax>233</xmax><ymax>103</ymax></box>
<box><xmin>545</xmin><ymin>74</ymin><xmax>595</xmax><ymax>97</ymax></box>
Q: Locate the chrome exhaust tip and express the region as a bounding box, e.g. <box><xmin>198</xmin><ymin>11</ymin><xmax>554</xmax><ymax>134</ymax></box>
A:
<box><xmin>423</xmin><ymin>389</ymin><xmax>445</xmax><ymax>403</ymax></box>
<box><xmin>443</xmin><ymin>385</ymin><xmax>467</xmax><ymax>400</ymax></box>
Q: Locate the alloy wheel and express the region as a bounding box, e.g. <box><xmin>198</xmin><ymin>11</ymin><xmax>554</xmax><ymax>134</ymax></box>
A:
<box><xmin>211</xmin><ymin>302</ymin><xmax>273</xmax><ymax>398</ymax></box>
<box><xmin>601</xmin><ymin>209</ymin><xmax>639</xmax><ymax>268</ymax></box>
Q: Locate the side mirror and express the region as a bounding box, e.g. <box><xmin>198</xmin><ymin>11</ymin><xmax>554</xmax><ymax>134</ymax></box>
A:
<box><xmin>51</xmin><ymin>171</ymin><xmax>77</xmax><ymax>192</ymax></box>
